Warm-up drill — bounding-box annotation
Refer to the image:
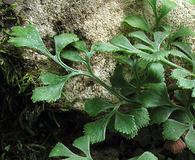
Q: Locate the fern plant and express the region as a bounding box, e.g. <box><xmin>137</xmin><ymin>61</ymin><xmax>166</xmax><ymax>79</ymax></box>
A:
<box><xmin>8</xmin><ymin>0</ymin><xmax>195</xmax><ymax>158</ymax></box>
<box><xmin>49</xmin><ymin>135</ymin><xmax>157</xmax><ymax>160</ymax></box>
<box><xmin>49</xmin><ymin>136</ymin><xmax>93</xmax><ymax>160</ymax></box>
<box><xmin>129</xmin><ymin>151</ymin><xmax>158</xmax><ymax>160</ymax></box>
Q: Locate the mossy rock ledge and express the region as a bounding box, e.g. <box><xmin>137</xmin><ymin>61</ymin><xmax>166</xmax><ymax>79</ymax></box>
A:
<box><xmin>14</xmin><ymin>0</ymin><xmax>195</xmax><ymax>110</ymax></box>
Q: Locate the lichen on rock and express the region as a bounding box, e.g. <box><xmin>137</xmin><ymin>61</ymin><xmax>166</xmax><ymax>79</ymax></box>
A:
<box><xmin>15</xmin><ymin>0</ymin><xmax>195</xmax><ymax>109</ymax></box>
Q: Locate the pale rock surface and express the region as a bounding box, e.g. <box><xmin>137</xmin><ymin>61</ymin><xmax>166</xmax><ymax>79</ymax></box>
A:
<box><xmin>15</xmin><ymin>0</ymin><xmax>195</xmax><ymax>109</ymax></box>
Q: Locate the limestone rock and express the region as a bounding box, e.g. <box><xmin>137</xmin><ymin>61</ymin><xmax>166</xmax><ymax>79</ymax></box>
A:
<box><xmin>15</xmin><ymin>0</ymin><xmax>195</xmax><ymax>109</ymax></box>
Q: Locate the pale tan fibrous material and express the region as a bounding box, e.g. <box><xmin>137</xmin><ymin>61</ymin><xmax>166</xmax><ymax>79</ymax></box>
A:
<box><xmin>16</xmin><ymin>0</ymin><xmax>195</xmax><ymax>109</ymax></box>
<box><xmin>167</xmin><ymin>1</ymin><xmax>195</xmax><ymax>50</ymax></box>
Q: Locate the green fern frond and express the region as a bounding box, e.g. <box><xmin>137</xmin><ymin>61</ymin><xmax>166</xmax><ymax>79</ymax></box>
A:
<box><xmin>171</xmin><ymin>68</ymin><xmax>195</xmax><ymax>97</ymax></box>
<box><xmin>136</xmin><ymin>50</ymin><xmax>170</xmax><ymax>62</ymax></box>
<box><xmin>130</xmin><ymin>108</ymin><xmax>150</xmax><ymax>129</ymax></box>
<box><xmin>114</xmin><ymin>112</ymin><xmax>138</xmax><ymax>136</ymax></box>
<box><xmin>84</xmin><ymin>113</ymin><xmax>113</xmax><ymax>144</ymax></box>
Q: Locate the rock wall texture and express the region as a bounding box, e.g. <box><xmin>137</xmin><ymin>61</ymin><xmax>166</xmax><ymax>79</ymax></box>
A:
<box><xmin>15</xmin><ymin>0</ymin><xmax>195</xmax><ymax>109</ymax></box>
